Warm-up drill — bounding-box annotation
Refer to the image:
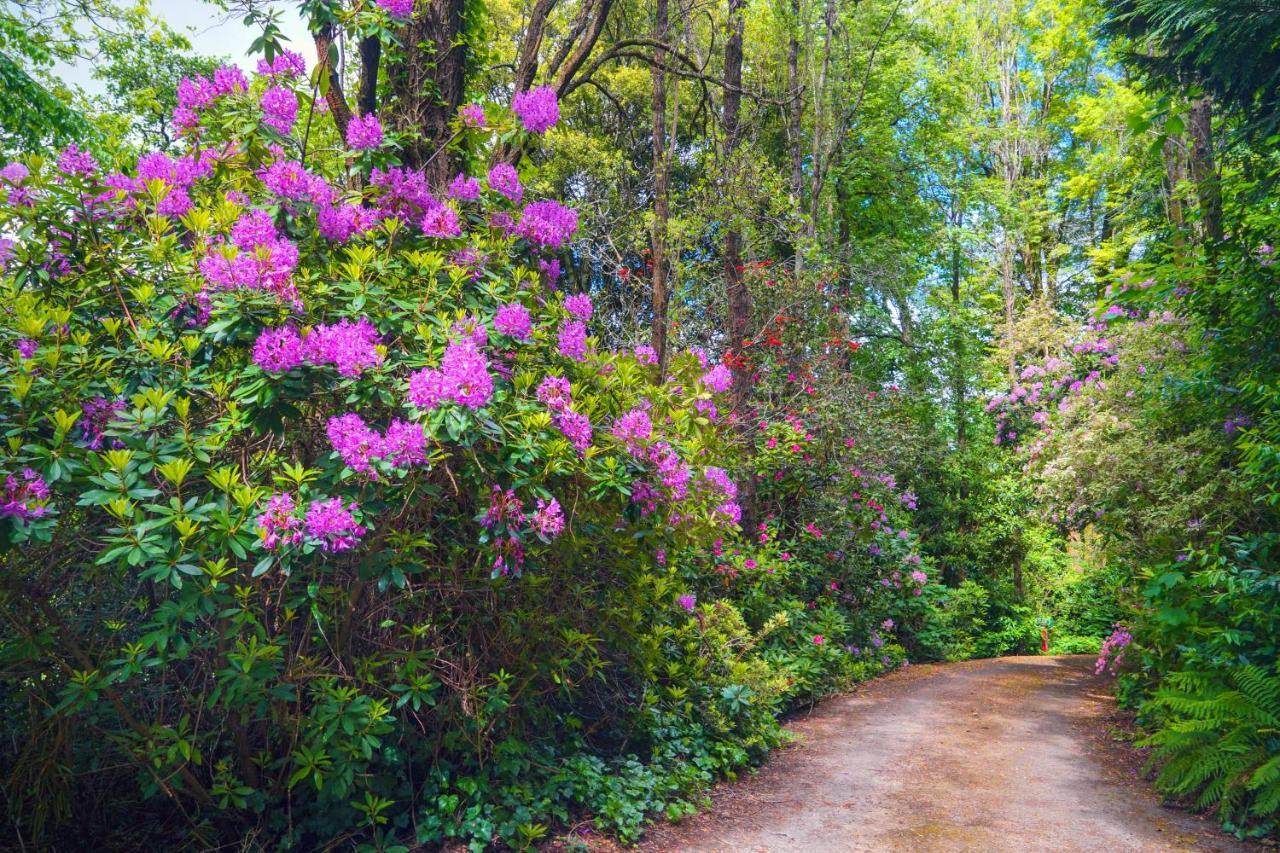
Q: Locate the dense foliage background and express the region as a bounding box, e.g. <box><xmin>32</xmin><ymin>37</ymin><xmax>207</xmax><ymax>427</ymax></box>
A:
<box><xmin>0</xmin><ymin>0</ymin><xmax>1276</xmax><ymax>848</ymax></box>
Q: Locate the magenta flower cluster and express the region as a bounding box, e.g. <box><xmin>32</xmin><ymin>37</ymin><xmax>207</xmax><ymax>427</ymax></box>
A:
<box><xmin>258</xmin><ymin>493</ymin><xmax>303</xmax><ymax>549</ymax></box>
<box><xmin>304</xmin><ymin>498</ymin><xmax>367</xmax><ymax>552</ymax></box>
<box><xmin>253</xmin><ymin>318</ymin><xmax>384</xmax><ymax>377</ymax></box>
<box><xmin>79</xmin><ymin>397</ymin><xmax>126</xmax><ymax>450</ymax></box>
<box><xmin>537</xmin><ymin>375</ymin><xmax>573</xmax><ymax>412</ymax></box>
<box><xmin>407</xmin><ymin>338</ymin><xmax>494</xmax><ymax>410</ymax></box>
<box><xmin>518</xmin><ymin>200</ymin><xmax>578</xmax><ymax>249</ymax></box>
<box><xmin>700</xmin><ymin>363</ymin><xmax>733</xmax><ymax>394</ymax></box>
<box><xmin>103</xmin><ymin>149</ymin><xmax>212</xmax><ymax>217</ymax></box>
<box><xmin>1</xmin><ymin>469</ymin><xmax>50</xmax><ymax>522</ymax></box>
<box><xmin>564</xmin><ymin>293</ymin><xmax>593</xmax><ymax>321</ymax></box>
<box><xmin>494</xmin><ymin>303</ymin><xmax>532</xmax><ymax>340</ymax></box>
<box><xmin>448</xmin><ymin>173</ymin><xmax>481</xmax><ymax>202</ymax></box>
<box><xmin>261</xmin><ymin>85</ymin><xmax>299</xmax><ymax>134</ymax></box>
<box><xmin>554</xmin><ymin>410</ymin><xmax>593</xmax><ymax>453</ymax></box>
<box><xmin>422</xmin><ymin>203</ymin><xmax>462</xmax><ymax>238</ymax></box>
<box><xmin>460</xmin><ymin>102</ymin><xmax>486</xmax><ymax>128</ymax></box>
<box><xmin>174</xmin><ymin>65</ymin><xmax>248</xmax><ymax>130</ymax></box>
<box><xmin>376</xmin><ymin>0</ymin><xmax>415</xmax><ymax>18</ymax></box>
<box><xmin>327</xmin><ymin>413</ymin><xmax>427</xmax><ymax>476</ymax></box>
<box><xmin>536</xmin><ymin>376</ymin><xmax>591</xmax><ymax>452</ymax></box>
<box><xmin>346</xmin><ymin>113</ymin><xmax>384</xmax><ymax>151</ymax></box>
<box><xmin>260</xmin><ymin>160</ymin><xmax>330</xmax><ymax>203</ymax></box>
<box><xmin>487</xmin><ymin>163</ymin><xmax>523</xmax><ymax>203</ymax></box>
<box><xmin>530</xmin><ymin>497</ymin><xmax>565</xmax><ymax>540</ymax></box>
<box><xmin>258</xmin><ymin>492</ymin><xmax>366</xmax><ymax>553</ymax></box>
<box><xmin>557</xmin><ymin>320</ymin><xmax>588</xmax><ymax>362</ymax></box>
<box><xmin>200</xmin><ymin>209</ymin><xmax>300</xmax><ymax>305</ymax></box>
<box><xmin>512</xmin><ymin>86</ymin><xmax>560</xmax><ymax>134</ymax></box>
<box><xmin>256</xmin><ymin>50</ymin><xmax>306</xmax><ymax>79</ymax></box>
<box><xmin>611</xmin><ymin>406</ymin><xmax>653</xmax><ymax>454</ymax></box>
<box><xmin>1095</xmin><ymin>624</ymin><xmax>1132</xmax><ymax>675</ymax></box>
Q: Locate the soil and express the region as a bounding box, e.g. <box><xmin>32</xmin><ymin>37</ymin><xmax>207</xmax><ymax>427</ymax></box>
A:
<box><xmin>608</xmin><ymin>655</ymin><xmax>1259</xmax><ymax>852</ymax></box>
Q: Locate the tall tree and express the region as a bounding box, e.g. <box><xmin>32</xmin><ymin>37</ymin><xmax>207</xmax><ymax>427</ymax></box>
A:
<box><xmin>650</xmin><ymin>0</ymin><xmax>673</xmax><ymax>375</ymax></box>
<box><xmin>723</xmin><ymin>0</ymin><xmax>752</xmax><ymax>412</ymax></box>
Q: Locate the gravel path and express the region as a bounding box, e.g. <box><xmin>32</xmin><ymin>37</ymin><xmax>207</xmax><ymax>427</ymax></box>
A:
<box><xmin>637</xmin><ymin>655</ymin><xmax>1252</xmax><ymax>853</ymax></box>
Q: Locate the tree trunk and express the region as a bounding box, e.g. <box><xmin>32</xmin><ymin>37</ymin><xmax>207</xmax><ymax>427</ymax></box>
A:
<box><xmin>1187</xmin><ymin>95</ymin><xmax>1223</xmax><ymax>244</ymax></box>
<box><xmin>1001</xmin><ymin>238</ymin><xmax>1017</xmax><ymax>380</ymax></box>
<box><xmin>787</xmin><ymin>0</ymin><xmax>804</xmax><ymax>274</ymax></box>
<box><xmin>950</xmin><ymin>239</ymin><xmax>967</xmax><ymax>450</ymax></box>
<box><xmin>805</xmin><ymin>0</ymin><xmax>837</xmax><ymax>248</ymax></box>
<box><xmin>385</xmin><ymin>0</ymin><xmax>468</xmax><ymax>184</ymax></box>
<box><xmin>650</xmin><ymin>0</ymin><xmax>672</xmax><ymax>377</ymax></box>
<box><xmin>357</xmin><ymin>35</ymin><xmax>381</xmax><ymax>117</ymax></box>
<box><xmin>723</xmin><ymin>0</ymin><xmax>755</xmax><ymax>523</ymax></box>
<box><xmin>724</xmin><ymin>0</ymin><xmax>751</xmax><ymax>412</ymax></box>
<box><xmin>1162</xmin><ymin>130</ymin><xmax>1185</xmax><ymax>229</ymax></box>
<box><xmin>313</xmin><ymin>23</ymin><xmax>353</xmax><ymax>140</ymax></box>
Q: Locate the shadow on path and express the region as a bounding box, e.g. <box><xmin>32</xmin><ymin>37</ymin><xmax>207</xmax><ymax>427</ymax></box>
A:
<box><xmin>635</xmin><ymin>656</ymin><xmax>1252</xmax><ymax>853</ymax></box>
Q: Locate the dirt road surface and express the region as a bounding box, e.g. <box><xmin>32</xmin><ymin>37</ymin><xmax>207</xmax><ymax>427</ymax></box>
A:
<box><xmin>637</xmin><ymin>655</ymin><xmax>1251</xmax><ymax>853</ymax></box>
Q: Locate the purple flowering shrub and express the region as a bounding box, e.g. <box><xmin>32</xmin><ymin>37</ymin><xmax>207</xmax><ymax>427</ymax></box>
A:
<box><xmin>0</xmin><ymin>62</ymin><xmax>768</xmax><ymax>848</ymax></box>
<box><xmin>650</xmin><ymin>267</ymin><xmax>933</xmax><ymax>706</ymax></box>
<box><xmin>986</xmin><ymin>301</ymin><xmax>1245</xmax><ymax>564</ymax></box>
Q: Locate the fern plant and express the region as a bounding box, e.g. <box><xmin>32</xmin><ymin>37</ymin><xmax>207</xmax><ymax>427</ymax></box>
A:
<box><xmin>1141</xmin><ymin>663</ymin><xmax>1280</xmax><ymax>832</ymax></box>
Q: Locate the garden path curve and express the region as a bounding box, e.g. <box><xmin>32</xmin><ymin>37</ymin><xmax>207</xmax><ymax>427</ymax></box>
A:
<box><xmin>637</xmin><ymin>656</ymin><xmax>1251</xmax><ymax>853</ymax></box>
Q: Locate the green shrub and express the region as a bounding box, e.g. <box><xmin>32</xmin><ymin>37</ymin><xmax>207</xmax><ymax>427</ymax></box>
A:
<box><xmin>1049</xmin><ymin>634</ymin><xmax>1103</xmax><ymax>655</ymax></box>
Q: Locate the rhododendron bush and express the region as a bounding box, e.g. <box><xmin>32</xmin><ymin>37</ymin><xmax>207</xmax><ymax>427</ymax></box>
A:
<box><xmin>0</xmin><ymin>65</ymin><xmax>782</xmax><ymax>848</ymax></box>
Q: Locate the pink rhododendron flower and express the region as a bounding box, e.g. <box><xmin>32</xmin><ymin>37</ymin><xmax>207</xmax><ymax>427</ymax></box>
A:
<box><xmin>440</xmin><ymin>339</ymin><xmax>493</xmax><ymax>408</ymax></box>
<box><xmin>384</xmin><ymin>419</ymin><xmax>428</xmax><ymax>468</ymax></box>
<box><xmin>564</xmin><ymin>293</ymin><xmax>593</xmax><ymax>321</ymax></box>
<box><xmin>259</xmin><ymin>160</ymin><xmax>325</xmax><ymax>202</ymax></box>
<box><xmin>558</xmin><ymin>319</ymin><xmax>588</xmax><ymax>362</ymax></box>
<box><xmin>261</xmin><ymin>85</ymin><xmax>298</xmax><ymax>134</ymax></box>
<box><xmin>376</xmin><ymin>0</ymin><xmax>414</xmax><ymax>18</ymax></box>
<box><xmin>494</xmin><ymin>303</ymin><xmax>532</xmax><ymax>340</ymax></box>
<box><xmin>554</xmin><ymin>409</ymin><xmax>592</xmax><ymax>453</ymax></box>
<box><xmin>327</xmin><ymin>413</ymin><xmax>386</xmax><ymax>476</ymax></box>
<box><xmin>700</xmin><ymin>364</ymin><xmax>733</xmax><ymax>393</ymax></box>
<box><xmin>0</xmin><ymin>163</ymin><xmax>29</xmax><ymax>185</ymax></box>
<box><xmin>305</xmin><ymin>498</ymin><xmax>367</xmax><ymax>552</ymax></box>
<box><xmin>1</xmin><ymin>469</ymin><xmax>49</xmax><ymax>521</ymax></box>
<box><xmin>304</xmin><ymin>318</ymin><xmax>384</xmax><ymax>377</ymax></box>
<box><xmin>451</xmin><ymin>314</ymin><xmax>489</xmax><ymax>349</ymax></box>
<box><xmin>678</xmin><ymin>594</ymin><xmax>696</xmax><ymax>612</ymax></box>
<box><xmin>512</xmin><ymin>85</ymin><xmax>559</xmax><ymax>133</ymax></box>
<box><xmin>256</xmin><ymin>50</ymin><xmax>306</xmax><ymax>79</ymax></box>
<box><xmin>346</xmin><ymin>113</ymin><xmax>384</xmax><ymax>150</ymax></box>
<box><xmin>57</xmin><ymin>145</ymin><xmax>97</xmax><ymax>177</ymax></box>
<box><xmin>530</xmin><ymin>497</ymin><xmax>565</xmax><ymax>540</ymax></box>
<box><xmin>1096</xmin><ymin>625</ymin><xmax>1132</xmax><ymax>675</ymax></box>
<box><xmin>448</xmin><ymin>172</ymin><xmax>481</xmax><ymax>202</ymax></box>
<box><xmin>460</xmin><ymin>102</ymin><xmax>486</xmax><ymax>127</ymax></box>
<box><xmin>408</xmin><ymin>339</ymin><xmax>493</xmax><ymax>410</ymax></box>
<box><xmin>253</xmin><ymin>326</ymin><xmax>304</xmax><ymax>372</ymax></box>
<box><xmin>487</xmin><ymin>162</ymin><xmax>523</xmax><ymax>202</ymax></box>
<box><xmin>537</xmin><ymin>375</ymin><xmax>573</xmax><ymax>412</ymax></box>
<box><xmin>611</xmin><ymin>407</ymin><xmax>652</xmax><ymax>454</ymax></box>
<box><xmin>422</xmin><ymin>203</ymin><xmax>462</xmax><ymax>238</ymax></box>
<box><xmin>258</xmin><ymin>493</ymin><xmax>303</xmax><ymax>550</ymax></box>
<box><xmin>518</xmin><ymin>200</ymin><xmax>578</xmax><ymax>249</ymax></box>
